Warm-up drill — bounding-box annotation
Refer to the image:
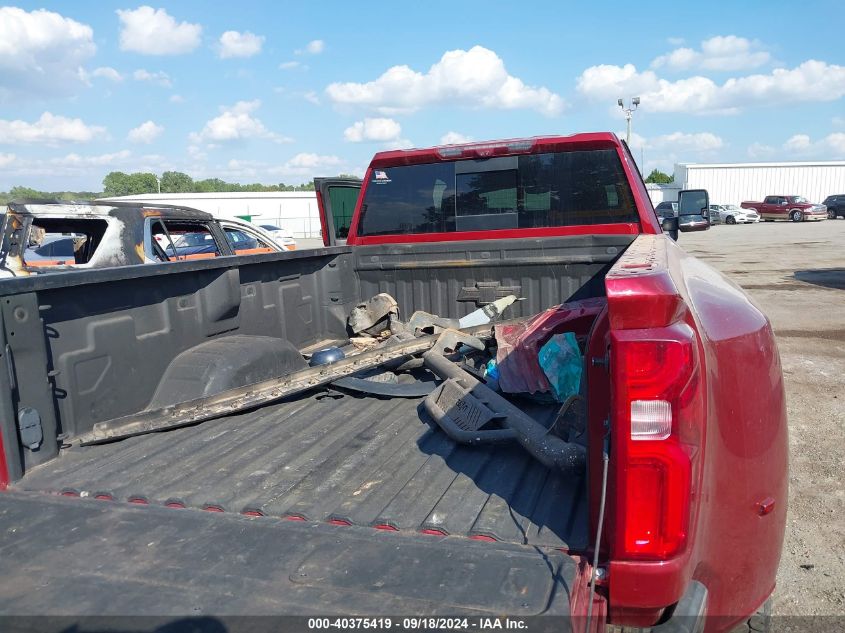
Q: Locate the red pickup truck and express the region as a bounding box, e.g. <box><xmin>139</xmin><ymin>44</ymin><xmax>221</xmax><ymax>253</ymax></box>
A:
<box><xmin>741</xmin><ymin>195</ymin><xmax>827</xmax><ymax>222</ymax></box>
<box><xmin>0</xmin><ymin>133</ymin><xmax>786</xmax><ymax>633</ymax></box>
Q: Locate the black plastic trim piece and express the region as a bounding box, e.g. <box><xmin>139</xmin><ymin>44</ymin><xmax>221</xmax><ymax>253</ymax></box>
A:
<box><xmin>651</xmin><ymin>581</ymin><xmax>708</xmax><ymax>633</ymax></box>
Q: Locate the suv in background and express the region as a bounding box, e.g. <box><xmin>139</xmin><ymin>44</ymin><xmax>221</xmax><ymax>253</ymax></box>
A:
<box><xmin>654</xmin><ymin>201</ymin><xmax>677</xmax><ymax>219</ymax></box>
<box><xmin>822</xmin><ymin>195</ymin><xmax>845</xmax><ymax>219</ymax></box>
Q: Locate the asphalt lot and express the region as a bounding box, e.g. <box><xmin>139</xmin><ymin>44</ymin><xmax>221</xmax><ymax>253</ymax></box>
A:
<box><xmin>682</xmin><ymin>220</ymin><xmax>845</xmax><ymax>617</ymax></box>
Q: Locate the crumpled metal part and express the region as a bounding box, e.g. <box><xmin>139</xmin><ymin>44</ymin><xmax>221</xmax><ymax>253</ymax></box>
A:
<box><xmin>494</xmin><ymin>297</ymin><xmax>606</xmax><ymax>396</ymax></box>
<box><xmin>347</xmin><ymin>293</ymin><xmax>400</xmax><ymax>336</ymax></box>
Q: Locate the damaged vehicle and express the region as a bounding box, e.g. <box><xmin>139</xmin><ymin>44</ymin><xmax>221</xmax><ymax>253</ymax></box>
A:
<box><xmin>0</xmin><ymin>201</ymin><xmax>282</xmax><ymax>277</ymax></box>
<box><xmin>0</xmin><ymin>133</ymin><xmax>786</xmax><ymax>633</ymax></box>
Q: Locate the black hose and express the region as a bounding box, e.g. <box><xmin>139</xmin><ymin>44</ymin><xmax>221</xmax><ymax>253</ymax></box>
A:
<box><xmin>423</xmin><ymin>350</ymin><xmax>586</xmax><ymax>475</ymax></box>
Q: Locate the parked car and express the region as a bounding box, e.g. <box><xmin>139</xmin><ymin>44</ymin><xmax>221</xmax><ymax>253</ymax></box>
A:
<box><xmin>0</xmin><ymin>202</ymin><xmax>283</xmax><ymax>277</ymax></box>
<box><xmin>258</xmin><ymin>223</ymin><xmax>298</xmax><ymax>250</ymax></box>
<box><xmin>822</xmin><ymin>194</ymin><xmax>845</xmax><ymax>219</ymax></box>
<box><xmin>654</xmin><ymin>200</ymin><xmax>677</xmax><ymax>219</ymax></box>
<box><xmin>709</xmin><ymin>204</ymin><xmax>760</xmax><ymax>224</ymax></box>
<box><xmin>0</xmin><ymin>133</ymin><xmax>785</xmax><ymax>633</ymax></box>
<box><xmin>741</xmin><ymin>195</ymin><xmax>827</xmax><ymax>222</ymax></box>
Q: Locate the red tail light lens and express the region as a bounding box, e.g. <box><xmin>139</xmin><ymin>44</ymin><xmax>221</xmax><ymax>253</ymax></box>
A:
<box><xmin>611</xmin><ymin>324</ymin><xmax>701</xmax><ymax>560</ymax></box>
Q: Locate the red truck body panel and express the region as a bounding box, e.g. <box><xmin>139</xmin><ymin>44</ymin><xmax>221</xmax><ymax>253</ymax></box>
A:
<box><xmin>604</xmin><ymin>234</ymin><xmax>788</xmax><ymax>629</ymax></box>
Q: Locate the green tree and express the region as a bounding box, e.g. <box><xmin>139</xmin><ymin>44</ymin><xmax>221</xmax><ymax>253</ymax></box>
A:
<box><xmin>102</xmin><ymin>171</ymin><xmax>133</xmax><ymax>196</ymax></box>
<box><xmin>194</xmin><ymin>178</ymin><xmax>229</xmax><ymax>193</ymax></box>
<box><xmin>131</xmin><ymin>172</ymin><xmax>159</xmax><ymax>194</ymax></box>
<box><xmin>9</xmin><ymin>185</ymin><xmax>46</xmax><ymax>199</ymax></box>
<box><xmin>160</xmin><ymin>171</ymin><xmax>194</xmax><ymax>193</ymax></box>
<box><xmin>103</xmin><ymin>171</ymin><xmax>158</xmax><ymax>196</ymax></box>
<box><xmin>645</xmin><ymin>169</ymin><xmax>673</xmax><ymax>184</ymax></box>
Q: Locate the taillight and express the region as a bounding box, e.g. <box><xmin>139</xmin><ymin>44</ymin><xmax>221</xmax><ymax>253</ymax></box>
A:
<box><xmin>611</xmin><ymin>324</ymin><xmax>701</xmax><ymax>560</ymax></box>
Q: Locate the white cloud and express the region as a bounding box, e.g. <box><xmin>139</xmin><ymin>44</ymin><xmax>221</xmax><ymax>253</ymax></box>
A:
<box><xmin>265</xmin><ymin>153</ymin><xmax>340</xmax><ymax>177</ymax></box>
<box><xmin>832</xmin><ymin>116</ymin><xmax>845</xmax><ymax>128</ymax></box>
<box><xmin>189</xmin><ymin>100</ymin><xmax>292</xmax><ymax>144</ymax></box>
<box><xmin>218</xmin><ymin>30</ymin><xmax>264</xmax><ymax>59</ymax></box>
<box><xmin>577</xmin><ymin>59</ymin><xmax>845</xmax><ymax>114</ymax></box>
<box><xmin>187</xmin><ymin>144</ymin><xmax>206</xmax><ymax>160</ymax></box>
<box><xmin>295</xmin><ymin>39</ymin><xmax>324</xmax><ymax>55</ymax></box>
<box><xmin>92</xmin><ymin>66</ymin><xmax>123</xmax><ymax>82</ymax></box>
<box><xmin>783</xmin><ymin>133</ymin><xmax>845</xmax><ymax>157</ymax></box>
<box><xmin>0</xmin><ymin>153</ymin><xmax>15</xmax><ymax>168</ymax></box>
<box><xmin>626</xmin><ymin>131</ymin><xmax>724</xmax><ymax>175</ymax></box>
<box><xmin>117</xmin><ymin>6</ymin><xmax>202</xmax><ymax>55</ymax></box>
<box><xmin>784</xmin><ymin>134</ymin><xmax>812</xmax><ymax>152</ymax></box>
<box><xmin>652</xmin><ymin>35</ymin><xmax>770</xmax><ymax>72</ymax></box>
<box><xmin>326</xmin><ymin>45</ymin><xmax>565</xmax><ymax>116</ymax></box>
<box><xmin>382</xmin><ymin>138</ymin><xmax>414</xmax><ymax>150</ymax></box>
<box><xmin>133</xmin><ymin>69</ymin><xmax>172</xmax><ymax>87</ymax></box>
<box><xmin>128</xmin><ymin>120</ymin><xmax>164</xmax><ymax>144</ymax></box>
<box><xmin>667</xmin><ymin>37</ymin><xmax>685</xmax><ymax>46</ymax></box>
<box><xmin>303</xmin><ymin>91</ymin><xmax>320</xmax><ymax>105</ymax></box>
<box><xmin>0</xmin><ymin>112</ymin><xmax>105</xmax><ymax>145</ymax></box>
<box><xmin>344</xmin><ymin>117</ymin><xmax>402</xmax><ymax>142</ymax></box>
<box><xmin>0</xmin><ymin>7</ymin><xmax>96</xmax><ymax>101</ymax></box>
<box><xmin>651</xmin><ymin>131</ymin><xmax>724</xmax><ymax>152</ymax></box>
<box><xmin>170</xmin><ymin>94</ymin><xmax>184</xmax><ymax>103</ymax></box>
<box><xmin>279</xmin><ymin>61</ymin><xmax>301</xmax><ymax>70</ymax></box>
<box><xmin>747</xmin><ymin>142</ymin><xmax>776</xmax><ymax>158</ymax></box>
<box><xmin>285</xmin><ymin>152</ymin><xmax>342</xmax><ymax>170</ymax></box>
<box><xmin>50</xmin><ymin>150</ymin><xmax>132</xmax><ymax>167</ymax></box>
<box><xmin>440</xmin><ymin>131</ymin><xmax>474</xmax><ymax>145</ymax></box>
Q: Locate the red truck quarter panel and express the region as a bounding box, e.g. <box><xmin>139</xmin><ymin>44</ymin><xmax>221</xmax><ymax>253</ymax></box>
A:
<box><xmin>606</xmin><ymin>235</ymin><xmax>787</xmax><ymax>626</ymax></box>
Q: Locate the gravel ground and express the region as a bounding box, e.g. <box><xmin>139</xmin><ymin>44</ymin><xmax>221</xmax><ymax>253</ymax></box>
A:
<box><xmin>682</xmin><ymin>220</ymin><xmax>845</xmax><ymax>618</ymax></box>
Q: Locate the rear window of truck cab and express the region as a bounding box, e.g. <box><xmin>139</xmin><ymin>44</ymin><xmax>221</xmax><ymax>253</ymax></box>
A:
<box><xmin>357</xmin><ymin>149</ymin><xmax>637</xmax><ymax>236</ymax></box>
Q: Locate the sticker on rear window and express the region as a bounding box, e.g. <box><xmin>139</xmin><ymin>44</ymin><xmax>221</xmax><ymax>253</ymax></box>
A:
<box><xmin>373</xmin><ymin>170</ymin><xmax>391</xmax><ymax>184</ymax></box>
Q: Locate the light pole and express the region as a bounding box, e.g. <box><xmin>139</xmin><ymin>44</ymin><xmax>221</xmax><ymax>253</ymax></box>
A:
<box><xmin>154</xmin><ymin>174</ymin><xmax>161</xmax><ymax>194</ymax></box>
<box><xmin>617</xmin><ymin>97</ymin><xmax>640</xmax><ymax>146</ymax></box>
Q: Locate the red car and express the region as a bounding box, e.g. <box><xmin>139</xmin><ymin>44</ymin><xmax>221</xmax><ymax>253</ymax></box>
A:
<box><xmin>0</xmin><ymin>133</ymin><xmax>786</xmax><ymax>633</ymax></box>
<box><xmin>741</xmin><ymin>195</ymin><xmax>827</xmax><ymax>222</ymax></box>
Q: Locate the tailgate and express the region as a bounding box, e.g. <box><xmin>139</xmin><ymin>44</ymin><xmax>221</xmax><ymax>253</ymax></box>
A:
<box><xmin>0</xmin><ymin>492</ymin><xmax>582</xmax><ymax>619</ymax></box>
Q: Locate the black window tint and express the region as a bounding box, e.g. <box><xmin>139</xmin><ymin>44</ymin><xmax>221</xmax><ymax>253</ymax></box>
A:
<box><xmin>358</xmin><ymin>149</ymin><xmax>637</xmax><ymax>236</ymax></box>
<box><xmin>455</xmin><ymin>169</ymin><xmax>518</xmax><ymax>230</ymax></box>
<box><xmin>358</xmin><ymin>162</ymin><xmax>455</xmax><ymax>236</ymax></box>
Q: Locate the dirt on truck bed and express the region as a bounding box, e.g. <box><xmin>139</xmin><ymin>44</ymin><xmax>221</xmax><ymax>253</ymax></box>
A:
<box><xmin>15</xmin><ymin>390</ymin><xmax>588</xmax><ymax>550</ymax></box>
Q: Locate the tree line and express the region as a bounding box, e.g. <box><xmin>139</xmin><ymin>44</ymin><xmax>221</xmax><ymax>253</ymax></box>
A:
<box><xmin>1</xmin><ymin>170</ymin><xmax>358</xmax><ymax>204</ymax></box>
<box><xmin>101</xmin><ymin>171</ymin><xmax>321</xmax><ymax>197</ymax></box>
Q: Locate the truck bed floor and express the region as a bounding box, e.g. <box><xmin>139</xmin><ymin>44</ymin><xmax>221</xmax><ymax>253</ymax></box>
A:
<box><xmin>15</xmin><ymin>391</ymin><xmax>588</xmax><ymax>550</ymax></box>
<box><xmin>0</xmin><ymin>491</ymin><xmax>581</xmax><ymax>617</ymax></box>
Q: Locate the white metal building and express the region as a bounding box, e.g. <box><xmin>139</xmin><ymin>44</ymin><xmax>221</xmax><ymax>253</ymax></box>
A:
<box><xmin>101</xmin><ymin>192</ymin><xmax>322</xmax><ymax>238</ymax></box>
<box><xmin>673</xmin><ymin>161</ymin><xmax>845</xmax><ymax>206</ymax></box>
<box><xmin>645</xmin><ymin>183</ymin><xmax>681</xmax><ymax>205</ymax></box>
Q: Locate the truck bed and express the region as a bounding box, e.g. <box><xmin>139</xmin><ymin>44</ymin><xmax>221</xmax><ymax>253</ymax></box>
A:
<box><xmin>13</xmin><ymin>390</ymin><xmax>588</xmax><ymax>550</ymax></box>
<box><xmin>0</xmin><ymin>491</ymin><xmax>580</xmax><ymax>617</ymax></box>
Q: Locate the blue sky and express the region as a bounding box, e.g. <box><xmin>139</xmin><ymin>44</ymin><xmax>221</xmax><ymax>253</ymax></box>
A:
<box><xmin>1</xmin><ymin>0</ymin><xmax>844</xmax><ymax>191</ymax></box>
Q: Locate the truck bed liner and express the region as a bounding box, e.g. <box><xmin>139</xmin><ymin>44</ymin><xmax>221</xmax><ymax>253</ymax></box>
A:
<box><xmin>15</xmin><ymin>391</ymin><xmax>588</xmax><ymax>550</ymax></box>
<box><xmin>0</xmin><ymin>491</ymin><xmax>580</xmax><ymax>617</ymax></box>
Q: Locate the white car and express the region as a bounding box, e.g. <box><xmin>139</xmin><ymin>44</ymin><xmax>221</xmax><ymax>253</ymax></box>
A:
<box><xmin>709</xmin><ymin>204</ymin><xmax>759</xmax><ymax>225</ymax></box>
<box><xmin>258</xmin><ymin>223</ymin><xmax>297</xmax><ymax>250</ymax></box>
